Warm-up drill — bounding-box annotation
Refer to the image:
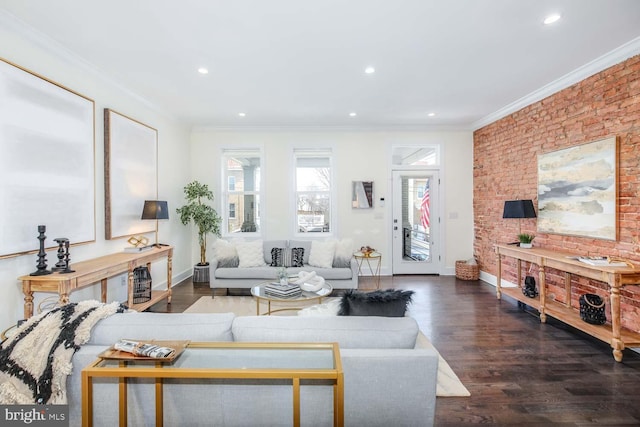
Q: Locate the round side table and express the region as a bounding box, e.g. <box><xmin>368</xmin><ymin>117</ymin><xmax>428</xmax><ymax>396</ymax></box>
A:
<box><xmin>353</xmin><ymin>252</ymin><xmax>382</xmax><ymax>289</ymax></box>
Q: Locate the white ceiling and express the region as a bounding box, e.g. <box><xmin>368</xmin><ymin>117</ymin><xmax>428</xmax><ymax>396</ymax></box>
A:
<box><xmin>1</xmin><ymin>0</ymin><xmax>640</xmax><ymax>130</ymax></box>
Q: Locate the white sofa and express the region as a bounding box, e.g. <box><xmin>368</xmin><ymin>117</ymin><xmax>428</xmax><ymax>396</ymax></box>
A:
<box><xmin>211</xmin><ymin>239</ymin><xmax>359</xmax><ymax>290</ymax></box>
<box><xmin>68</xmin><ymin>312</ymin><xmax>438</xmax><ymax>426</ymax></box>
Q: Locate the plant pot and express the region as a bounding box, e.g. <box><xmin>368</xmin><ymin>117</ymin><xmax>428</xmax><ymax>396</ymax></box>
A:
<box><xmin>519</xmin><ymin>243</ymin><xmax>533</xmax><ymax>249</ymax></box>
<box><xmin>193</xmin><ymin>264</ymin><xmax>210</xmax><ymax>283</ymax></box>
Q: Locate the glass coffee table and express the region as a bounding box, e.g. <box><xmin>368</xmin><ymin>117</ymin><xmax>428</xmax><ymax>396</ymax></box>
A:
<box><xmin>251</xmin><ymin>280</ymin><xmax>333</xmax><ymax>315</ymax></box>
<box><xmin>82</xmin><ymin>341</ymin><xmax>344</xmax><ymax>427</ymax></box>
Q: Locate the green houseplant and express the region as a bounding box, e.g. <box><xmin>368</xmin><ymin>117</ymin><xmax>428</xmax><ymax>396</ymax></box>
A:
<box><xmin>517</xmin><ymin>233</ymin><xmax>535</xmax><ymax>248</ymax></box>
<box><xmin>176</xmin><ymin>181</ymin><xmax>222</xmax><ymax>266</ymax></box>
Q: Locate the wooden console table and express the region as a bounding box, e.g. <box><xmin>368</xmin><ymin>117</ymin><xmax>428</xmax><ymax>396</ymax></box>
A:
<box><xmin>19</xmin><ymin>246</ymin><xmax>173</xmax><ymax>318</ymax></box>
<box><xmin>495</xmin><ymin>244</ymin><xmax>640</xmax><ymax>362</ymax></box>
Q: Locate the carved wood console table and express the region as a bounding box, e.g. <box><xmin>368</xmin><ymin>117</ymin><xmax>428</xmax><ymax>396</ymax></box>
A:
<box><xmin>495</xmin><ymin>244</ymin><xmax>640</xmax><ymax>362</ymax></box>
<box><xmin>19</xmin><ymin>246</ymin><xmax>173</xmax><ymax>318</ymax></box>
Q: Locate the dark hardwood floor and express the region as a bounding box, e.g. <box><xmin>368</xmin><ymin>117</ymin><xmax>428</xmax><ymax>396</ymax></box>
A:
<box><xmin>148</xmin><ymin>276</ymin><xmax>640</xmax><ymax>426</ymax></box>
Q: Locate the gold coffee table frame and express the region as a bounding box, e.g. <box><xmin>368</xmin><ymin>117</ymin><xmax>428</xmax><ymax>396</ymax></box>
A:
<box><xmin>82</xmin><ymin>341</ymin><xmax>344</xmax><ymax>427</ymax></box>
<box><xmin>251</xmin><ymin>281</ymin><xmax>333</xmax><ymax>315</ymax></box>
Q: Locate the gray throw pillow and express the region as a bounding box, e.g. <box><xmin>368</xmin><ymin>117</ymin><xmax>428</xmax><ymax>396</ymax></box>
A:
<box><xmin>338</xmin><ymin>289</ymin><xmax>414</xmax><ymax>317</ymax></box>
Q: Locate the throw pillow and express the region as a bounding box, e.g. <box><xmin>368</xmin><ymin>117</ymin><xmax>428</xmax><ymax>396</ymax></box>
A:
<box><xmin>270</xmin><ymin>247</ymin><xmax>285</xmax><ymax>267</ymax></box>
<box><xmin>235</xmin><ymin>240</ymin><xmax>267</xmax><ymax>268</ymax></box>
<box><xmin>332</xmin><ymin>238</ymin><xmax>354</xmax><ymax>268</ymax></box>
<box><xmin>338</xmin><ymin>289</ymin><xmax>414</xmax><ymax>317</ymax></box>
<box><xmin>212</xmin><ymin>239</ymin><xmax>239</xmax><ymax>268</ymax></box>
<box><xmin>308</xmin><ymin>240</ymin><xmax>336</xmax><ymax>269</ymax></box>
<box><xmin>297</xmin><ymin>298</ymin><xmax>341</xmax><ymax>316</ymax></box>
<box><xmin>289</xmin><ymin>248</ymin><xmax>305</xmax><ymax>267</ymax></box>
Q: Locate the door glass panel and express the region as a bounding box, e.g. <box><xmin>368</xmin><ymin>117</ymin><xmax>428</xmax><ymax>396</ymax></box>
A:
<box><xmin>401</xmin><ymin>177</ymin><xmax>431</xmax><ymax>262</ymax></box>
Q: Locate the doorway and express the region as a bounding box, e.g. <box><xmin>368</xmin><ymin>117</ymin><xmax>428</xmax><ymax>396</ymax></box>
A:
<box><xmin>392</xmin><ymin>170</ymin><xmax>440</xmax><ymax>274</ymax></box>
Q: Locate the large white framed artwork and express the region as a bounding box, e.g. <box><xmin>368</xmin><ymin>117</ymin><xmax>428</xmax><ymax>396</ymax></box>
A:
<box><xmin>104</xmin><ymin>109</ymin><xmax>158</xmax><ymax>239</ymax></box>
<box><xmin>537</xmin><ymin>136</ymin><xmax>618</xmax><ymax>240</ymax></box>
<box><xmin>0</xmin><ymin>58</ymin><xmax>95</xmax><ymax>258</ymax></box>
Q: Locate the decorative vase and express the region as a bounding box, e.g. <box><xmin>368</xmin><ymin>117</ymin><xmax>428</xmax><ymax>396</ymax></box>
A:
<box><xmin>280</xmin><ymin>277</ymin><xmax>288</xmax><ymax>286</ymax></box>
<box><xmin>520</xmin><ymin>243</ymin><xmax>533</xmax><ymax>249</ymax></box>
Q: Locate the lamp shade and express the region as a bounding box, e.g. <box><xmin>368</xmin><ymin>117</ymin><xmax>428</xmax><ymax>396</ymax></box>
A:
<box><xmin>141</xmin><ymin>200</ymin><xmax>169</xmax><ymax>220</ymax></box>
<box><xmin>502</xmin><ymin>200</ymin><xmax>536</xmax><ymax>219</ymax></box>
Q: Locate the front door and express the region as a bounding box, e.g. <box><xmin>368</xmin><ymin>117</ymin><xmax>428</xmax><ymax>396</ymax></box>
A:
<box><xmin>392</xmin><ymin>170</ymin><xmax>440</xmax><ymax>274</ymax></box>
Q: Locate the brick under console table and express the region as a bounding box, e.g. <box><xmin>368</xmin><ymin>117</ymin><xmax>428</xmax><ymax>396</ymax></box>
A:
<box><xmin>495</xmin><ymin>244</ymin><xmax>640</xmax><ymax>362</ymax></box>
<box><xmin>19</xmin><ymin>245</ymin><xmax>173</xmax><ymax>318</ymax></box>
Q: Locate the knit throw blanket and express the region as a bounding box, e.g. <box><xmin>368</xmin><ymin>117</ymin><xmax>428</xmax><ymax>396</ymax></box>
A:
<box><xmin>0</xmin><ymin>300</ymin><xmax>125</xmax><ymax>404</ymax></box>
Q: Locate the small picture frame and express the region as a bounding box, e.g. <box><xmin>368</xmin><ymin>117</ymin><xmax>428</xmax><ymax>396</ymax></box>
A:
<box><xmin>352</xmin><ymin>181</ymin><xmax>374</xmax><ymax>209</ymax></box>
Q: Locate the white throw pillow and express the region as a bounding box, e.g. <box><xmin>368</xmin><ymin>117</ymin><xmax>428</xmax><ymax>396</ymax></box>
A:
<box><xmin>235</xmin><ymin>240</ymin><xmax>267</xmax><ymax>268</ymax></box>
<box><xmin>297</xmin><ymin>298</ymin><xmax>341</xmax><ymax>316</ymax></box>
<box><xmin>333</xmin><ymin>238</ymin><xmax>354</xmax><ymax>268</ymax></box>
<box><xmin>308</xmin><ymin>240</ymin><xmax>336</xmax><ymax>269</ymax></box>
<box><xmin>212</xmin><ymin>239</ymin><xmax>237</xmax><ymax>259</ymax></box>
<box><xmin>211</xmin><ymin>239</ymin><xmax>239</xmax><ymax>267</ymax></box>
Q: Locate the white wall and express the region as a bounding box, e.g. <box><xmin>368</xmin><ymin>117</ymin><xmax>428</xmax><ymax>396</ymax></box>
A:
<box><xmin>0</xmin><ymin>14</ymin><xmax>193</xmax><ymax>331</ymax></box>
<box><xmin>190</xmin><ymin>129</ymin><xmax>474</xmax><ymax>275</ymax></box>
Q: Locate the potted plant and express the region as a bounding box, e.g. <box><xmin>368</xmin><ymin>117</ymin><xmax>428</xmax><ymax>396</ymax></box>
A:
<box><xmin>518</xmin><ymin>233</ymin><xmax>535</xmax><ymax>249</ymax></box>
<box><xmin>176</xmin><ymin>181</ymin><xmax>222</xmax><ymax>281</ymax></box>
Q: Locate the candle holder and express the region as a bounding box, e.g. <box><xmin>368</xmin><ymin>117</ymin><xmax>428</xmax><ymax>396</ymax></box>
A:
<box><xmin>30</xmin><ymin>225</ymin><xmax>52</xmax><ymax>276</ymax></box>
<box><xmin>52</xmin><ymin>238</ymin><xmax>69</xmax><ymax>272</ymax></box>
<box><xmin>61</xmin><ymin>240</ymin><xmax>75</xmax><ymax>273</ymax></box>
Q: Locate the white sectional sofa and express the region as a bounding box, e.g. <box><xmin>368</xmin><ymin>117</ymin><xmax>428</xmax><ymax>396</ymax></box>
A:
<box><xmin>68</xmin><ymin>312</ymin><xmax>438</xmax><ymax>426</ymax></box>
<box><xmin>210</xmin><ymin>239</ymin><xmax>359</xmax><ymax>290</ymax></box>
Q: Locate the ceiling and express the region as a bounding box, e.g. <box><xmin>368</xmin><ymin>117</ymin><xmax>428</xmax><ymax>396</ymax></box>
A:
<box><xmin>1</xmin><ymin>0</ymin><xmax>640</xmax><ymax>130</ymax></box>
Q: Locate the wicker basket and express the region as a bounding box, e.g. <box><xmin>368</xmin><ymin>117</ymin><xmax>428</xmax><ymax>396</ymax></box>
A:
<box><xmin>455</xmin><ymin>260</ymin><xmax>479</xmax><ymax>281</ymax></box>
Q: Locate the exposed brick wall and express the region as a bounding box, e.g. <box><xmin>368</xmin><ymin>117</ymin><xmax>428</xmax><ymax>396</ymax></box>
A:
<box><xmin>474</xmin><ymin>54</ymin><xmax>640</xmax><ymax>332</ymax></box>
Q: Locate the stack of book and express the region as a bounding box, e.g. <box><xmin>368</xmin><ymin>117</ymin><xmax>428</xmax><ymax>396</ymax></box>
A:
<box><xmin>264</xmin><ymin>282</ymin><xmax>302</xmax><ymax>298</ymax></box>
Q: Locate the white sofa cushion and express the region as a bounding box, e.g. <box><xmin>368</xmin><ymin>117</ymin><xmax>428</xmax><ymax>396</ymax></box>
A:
<box><xmin>232</xmin><ymin>316</ymin><xmax>419</xmax><ymax>349</ymax></box>
<box><xmin>212</xmin><ymin>239</ymin><xmax>239</xmax><ymax>267</ymax></box>
<box><xmin>236</xmin><ymin>240</ymin><xmax>267</xmax><ymax>268</ymax></box>
<box><xmin>87</xmin><ymin>312</ymin><xmax>236</xmax><ymax>344</ymax></box>
<box><xmin>308</xmin><ymin>240</ymin><xmax>336</xmax><ymax>269</ymax></box>
<box><xmin>333</xmin><ymin>238</ymin><xmax>354</xmax><ymax>268</ymax></box>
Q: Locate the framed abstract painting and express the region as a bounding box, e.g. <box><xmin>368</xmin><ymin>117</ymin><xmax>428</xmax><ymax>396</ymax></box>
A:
<box><xmin>537</xmin><ymin>136</ymin><xmax>618</xmax><ymax>240</ymax></box>
<box><xmin>104</xmin><ymin>109</ymin><xmax>158</xmax><ymax>239</ymax></box>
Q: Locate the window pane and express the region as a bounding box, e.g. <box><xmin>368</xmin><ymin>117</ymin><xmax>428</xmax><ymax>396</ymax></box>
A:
<box><xmin>295</xmin><ymin>150</ymin><xmax>332</xmax><ymax>234</ymax></box>
<box><xmin>391</xmin><ymin>146</ymin><xmax>439</xmax><ymax>166</ymax></box>
<box><xmin>296</xmin><ymin>166</ymin><xmax>330</xmax><ymax>191</ymax></box>
<box><xmin>297</xmin><ymin>193</ymin><xmax>330</xmax><ymax>232</ymax></box>
<box><xmin>223</xmin><ymin>150</ymin><xmax>261</xmax><ymax>234</ymax></box>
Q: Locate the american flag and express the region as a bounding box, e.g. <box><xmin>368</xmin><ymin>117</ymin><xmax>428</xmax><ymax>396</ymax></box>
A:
<box><xmin>420</xmin><ymin>182</ymin><xmax>430</xmax><ymax>229</ymax></box>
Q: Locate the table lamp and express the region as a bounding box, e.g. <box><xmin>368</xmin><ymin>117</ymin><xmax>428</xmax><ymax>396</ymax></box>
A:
<box><xmin>502</xmin><ymin>199</ymin><xmax>536</xmax><ymax>240</ymax></box>
<box><xmin>141</xmin><ymin>200</ymin><xmax>169</xmax><ymax>247</ymax></box>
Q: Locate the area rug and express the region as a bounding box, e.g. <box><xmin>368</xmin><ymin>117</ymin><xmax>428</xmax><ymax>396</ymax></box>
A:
<box><xmin>185</xmin><ymin>296</ymin><xmax>470</xmax><ymax>397</ymax></box>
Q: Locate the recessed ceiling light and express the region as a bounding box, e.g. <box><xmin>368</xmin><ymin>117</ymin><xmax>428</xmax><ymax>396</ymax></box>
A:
<box><xmin>349</xmin><ymin>112</ymin><xmax>357</xmax><ymax>117</ymax></box>
<box><xmin>427</xmin><ymin>112</ymin><xmax>436</xmax><ymax>117</ymax></box>
<box><xmin>364</xmin><ymin>67</ymin><xmax>375</xmax><ymax>74</ymax></box>
<box><xmin>238</xmin><ymin>112</ymin><xmax>246</xmax><ymax>117</ymax></box>
<box><xmin>197</xmin><ymin>67</ymin><xmax>209</xmax><ymax>74</ymax></box>
<box><xmin>543</xmin><ymin>14</ymin><xmax>561</xmax><ymax>25</ymax></box>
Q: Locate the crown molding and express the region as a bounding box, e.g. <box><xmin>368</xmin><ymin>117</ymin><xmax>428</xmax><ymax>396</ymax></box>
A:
<box><xmin>0</xmin><ymin>10</ymin><xmax>174</xmax><ymax>121</ymax></box>
<box><xmin>472</xmin><ymin>36</ymin><xmax>640</xmax><ymax>131</ymax></box>
<box><xmin>191</xmin><ymin>124</ymin><xmax>472</xmax><ymax>133</ymax></box>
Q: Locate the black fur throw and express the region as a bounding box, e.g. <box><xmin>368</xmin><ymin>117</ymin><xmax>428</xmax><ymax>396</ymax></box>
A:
<box><xmin>338</xmin><ymin>289</ymin><xmax>414</xmax><ymax>317</ymax></box>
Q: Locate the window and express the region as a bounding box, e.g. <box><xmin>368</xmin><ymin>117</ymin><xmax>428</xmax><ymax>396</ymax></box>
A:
<box><xmin>222</xmin><ymin>149</ymin><xmax>261</xmax><ymax>234</ymax></box>
<box><xmin>295</xmin><ymin>149</ymin><xmax>332</xmax><ymax>234</ymax></box>
<box><xmin>391</xmin><ymin>146</ymin><xmax>440</xmax><ymax>166</ymax></box>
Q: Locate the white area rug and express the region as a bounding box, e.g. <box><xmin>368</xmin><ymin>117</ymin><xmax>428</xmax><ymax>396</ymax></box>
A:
<box><xmin>185</xmin><ymin>296</ymin><xmax>470</xmax><ymax>397</ymax></box>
